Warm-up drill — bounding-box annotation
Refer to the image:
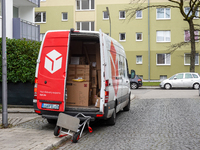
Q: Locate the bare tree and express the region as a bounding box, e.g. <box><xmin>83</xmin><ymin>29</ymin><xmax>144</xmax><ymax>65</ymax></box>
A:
<box><xmin>126</xmin><ymin>0</ymin><xmax>200</xmax><ymax>72</ymax></box>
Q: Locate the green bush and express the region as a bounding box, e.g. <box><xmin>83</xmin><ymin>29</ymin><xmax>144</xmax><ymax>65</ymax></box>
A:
<box><xmin>0</xmin><ymin>38</ymin><xmax>41</xmax><ymax>83</ymax></box>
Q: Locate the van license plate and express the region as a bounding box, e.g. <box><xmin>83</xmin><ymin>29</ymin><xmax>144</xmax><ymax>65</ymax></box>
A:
<box><xmin>42</xmin><ymin>103</ymin><xmax>59</xmax><ymax>110</ymax></box>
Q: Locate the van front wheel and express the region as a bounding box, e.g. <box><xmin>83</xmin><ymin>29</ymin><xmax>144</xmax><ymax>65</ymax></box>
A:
<box><xmin>106</xmin><ymin>108</ymin><xmax>116</xmax><ymax>126</ymax></box>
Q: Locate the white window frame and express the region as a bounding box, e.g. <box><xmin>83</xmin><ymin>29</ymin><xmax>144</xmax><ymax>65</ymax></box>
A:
<box><xmin>40</xmin><ymin>0</ymin><xmax>46</xmax><ymax>1</ymax></box>
<box><xmin>184</xmin><ymin>53</ymin><xmax>199</xmax><ymax>65</ymax></box>
<box><xmin>184</xmin><ymin>30</ymin><xmax>199</xmax><ymax>42</ymax></box>
<box><xmin>119</xmin><ymin>11</ymin><xmax>126</xmax><ymax>19</ymax></box>
<box><xmin>119</xmin><ymin>33</ymin><xmax>126</xmax><ymax>41</ymax></box>
<box><xmin>160</xmin><ymin>75</ymin><xmax>167</xmax><ymax>81</ymax></box>
<box><xmin>103</xmin><ymin>11</ymin><xmax>109</xmax><ymax>20</ymax></box>
<box><xmin>136</xmin><ymin>55</ymin><xmax>142</xmax><ymax>64</ymax></box>
<box><xmin>156</xmin><ymin>53</ymin><xmax>171</xmax><ymax>65</ymax></box>
<box><xmin>136</xmin><ymin>10</ymin><xmax>142</xmax><ymax>19</ymax></box>
<box><xmin>156</xmin><ymin>31</ymin><xmax>171</xmax><ymax>42</ymax></box>
<box><xmin>76</xmin><ymin>21</ymin><xmax>95</xmax><ymax>31</ymax></box>
<box><xmin>62</xmin><ymin>12</ymin><xmax>68</xmax><ymax>21</ymax></box>
<box><xmin>136</xmin><ymin>32</ymin><xmax>143</xmax><ymax>41</ymax></box>
<box><xmin>76</xmin><ymin>0</ymin><xmax>95</xmax><ymax>11</ymax></box>
<box><xmin>184</xmin><ymin>7</ymin><xmax>199</xmax><ymax>19</ymax></box>
<box><xmin>156</xmin><ymin>8</ymin><xmax>171</xmax><ymax>20</ymax></box>
<box><xmin>35</xmin><ymin>12</ymin><xmax>46</xmax><ymax>23</ymax></box>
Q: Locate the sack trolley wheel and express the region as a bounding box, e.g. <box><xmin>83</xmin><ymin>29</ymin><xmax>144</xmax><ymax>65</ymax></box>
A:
<box><xmin>54</xmin><ymin>126</ymin><xmax>60</xmax><ymax>136</ymax></box>
<box><xmin>72</xmin><ymin>131</ymin><xmax>80</xmax><ymax>143</ymax></box>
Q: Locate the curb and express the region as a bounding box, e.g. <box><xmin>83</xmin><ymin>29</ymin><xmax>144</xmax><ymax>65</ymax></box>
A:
<box><xmin>44</xmin><ymin>136</ymin><xmax>72</xmax><ymax>150</ymax></box>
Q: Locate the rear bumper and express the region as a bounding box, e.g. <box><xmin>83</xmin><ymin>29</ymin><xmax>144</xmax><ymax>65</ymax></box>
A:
<box><xmin>33</xmin><ymin>99</ymin><xmax>108</xmax><ymax>121</ymax></box>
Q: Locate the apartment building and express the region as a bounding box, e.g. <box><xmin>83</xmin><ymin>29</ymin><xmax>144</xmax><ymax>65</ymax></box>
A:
<box><xmin>35</xmin><ymin>0</ymin><xmax>200</xmax><ymax>81</ymax></box>
<box><xmin>0</xmin><ymin>0</ymin><xmax>40</xmax><ymax>41</ymax></box>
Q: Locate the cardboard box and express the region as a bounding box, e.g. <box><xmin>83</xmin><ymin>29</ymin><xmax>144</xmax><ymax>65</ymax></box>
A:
<box><xmin>66</xmin><ymin>81</ymin><xmax>90</xmax><ymax>106</ymax></box>
<box><xmin>97</xmin><ymin>70</ymin><xmax>101</xmax><ymax>89</ymax></box>
<box><xmin>91</xmin><ymin>95</ymin><xmax>97</xmax><ymax>105</ymax></box>
<box><xmin>95</xmin><ymin>97</ymin><xmax>100</xmax><ymax>108</ymax></box>
<box><xmin>76</xmin><ymin>65</ymin><xmax>90</xmax><ymax>81</ymax></box>
<box><xmin>96</xmin><ymin>44</ymin><xmax>100</xmax><ymax>70</ymax></box>
<box><xmin>91</xmin><ymin>69</ymin><xmax>97</xmax><ymax>87</ymax></box>
<box><xmin>92</xmin><ymin>87</ymin><xmax>97</xmax><ymax>95</ymax></box>
<box><xmin>67</xmin><ymin>65</ymin><xmax>76</xmax><ymax>81</ymax></box>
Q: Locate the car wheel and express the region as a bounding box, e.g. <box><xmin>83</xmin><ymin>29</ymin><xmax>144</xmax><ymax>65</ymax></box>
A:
<box><xmin>193</xmin><ymin>83</ymin><xmax>199</xmax><ymax>90</ymax></box>
<box><xmin>131</xmin><ymin>83</ymin><xmax>138</xmax><ymax>89</ymax></box>
<box><xmin>164</xmin><ymin>83</ymin><xmax>171</xmax><ymax>90</ymax></box>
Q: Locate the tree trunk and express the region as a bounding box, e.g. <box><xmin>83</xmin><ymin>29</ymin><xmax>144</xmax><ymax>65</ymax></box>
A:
<box><xmin>188</xmin><ymin>20</ymin><xmax>196</xmax><ymax>72</ymax></box>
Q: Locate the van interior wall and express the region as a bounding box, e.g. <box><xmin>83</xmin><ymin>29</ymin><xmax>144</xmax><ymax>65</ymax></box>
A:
<box><xmin>66</xmin><ymin>40</ymin><xmax>101</xmax><ymax>108</ymax></box>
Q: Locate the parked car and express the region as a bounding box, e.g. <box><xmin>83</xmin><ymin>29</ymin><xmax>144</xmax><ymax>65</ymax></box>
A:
<box><xmin>129</xmin><ymin>75</ymin><xmax>143</xmax><ymax>89</ymax></box>
<box><xmin>160</xmin><ymin>72</ymin><xmax>200</xmax><ymax>90</ymax></box>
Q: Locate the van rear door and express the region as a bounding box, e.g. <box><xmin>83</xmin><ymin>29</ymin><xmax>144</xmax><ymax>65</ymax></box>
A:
<box><xmin>99</xmin><ymin>30</ymin><xmax>106</xmax><ymax>112</ymax></box>
<box><xmin>36</xmin><ymin>31</ymin><xmax>70</xmax><ymax>112</ymax></box>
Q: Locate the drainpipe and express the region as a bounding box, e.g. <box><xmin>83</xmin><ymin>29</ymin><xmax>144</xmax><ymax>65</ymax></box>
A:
<box><xmin>148</xmin><ymin>0</ymin><xmax>150</xmax><ymax>81</ymax></box>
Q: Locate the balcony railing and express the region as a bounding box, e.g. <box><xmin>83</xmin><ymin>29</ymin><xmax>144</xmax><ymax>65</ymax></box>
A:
<box><xmin>28</xmin><ymin>0</ymin><xmax>40</xmax><ymax>7</ymax></box>
<box><xmin>13</xmin><ymin>18</ymin><xmax>40</xmax><ymax>41</ymax></box>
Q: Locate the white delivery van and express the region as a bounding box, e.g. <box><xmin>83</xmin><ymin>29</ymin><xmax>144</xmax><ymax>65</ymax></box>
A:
<box><xmin>33</xmin><ymin>29</ymin><xmax>134</xmax><ymax>125</ymax></box>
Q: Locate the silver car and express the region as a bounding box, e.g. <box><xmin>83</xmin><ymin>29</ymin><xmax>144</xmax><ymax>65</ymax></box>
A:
<box><xmin>160</xmin><ymin>72</ymin><xmax>200</xmax><ymax>90</ymax></box>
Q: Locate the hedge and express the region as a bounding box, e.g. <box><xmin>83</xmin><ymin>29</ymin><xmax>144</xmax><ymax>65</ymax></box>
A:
<box><xmin>0</xmin><ymin>38</ymin><xmax>41</xmax><ymax>83</ymax></box>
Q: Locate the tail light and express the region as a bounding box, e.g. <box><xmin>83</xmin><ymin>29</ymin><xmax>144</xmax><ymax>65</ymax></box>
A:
<box><xmin>34</xmin><ymin>78</ymin><xmax>38</xmax><ymax>99</ymax></box>
<box><xmin>105</xmin><ymin>91</ymin><xmax>109</xmax><ymax>103</ymax></box>
<box><xmin>138</xmin><ymin>79</ymin><xmax>142</xmax><ymax>82</ymax></box>
<box><xmin>105</xmin><ymin>80</ymin><xmax>109</xmax><ymax>87</ymax></box>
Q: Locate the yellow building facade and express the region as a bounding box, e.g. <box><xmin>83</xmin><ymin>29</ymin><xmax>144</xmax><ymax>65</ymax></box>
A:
<box><xmin>35</xmin><ymin>0</ymin><xmax>200</xmax><ymax>81</ymax></box>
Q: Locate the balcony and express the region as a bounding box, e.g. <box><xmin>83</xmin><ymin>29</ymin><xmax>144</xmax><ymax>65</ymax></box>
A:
<box><xmin>13</xmin><ymin>0</ymin><xmax>40</xmax><ymax>7</ymax></box>
<box><xmin>13</xmin><ymin>18</ymin><xmax>40</xmax><ymax>41</ymax></box>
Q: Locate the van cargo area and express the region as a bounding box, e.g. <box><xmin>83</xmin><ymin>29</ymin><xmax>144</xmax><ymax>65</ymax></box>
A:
<box><xmin>65</xmin><ymin>32</ymin><xmax>101</xmax><ymax>116</ymax></box>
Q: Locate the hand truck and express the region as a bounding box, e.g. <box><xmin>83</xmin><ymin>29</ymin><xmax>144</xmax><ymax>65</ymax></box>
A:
<box><xmin>54</xmin><ymin>113</ymin><xmax>93</xmax><ymax>143</ymax></box>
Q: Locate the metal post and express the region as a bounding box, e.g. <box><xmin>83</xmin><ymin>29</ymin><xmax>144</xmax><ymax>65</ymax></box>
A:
<box><xmin>106</xmin><ymin>7</ymin><xmax>111</xmax><ymax>37</ymax></box>
<box><xmin>2</xmin><ymin>0</ymin><xmax>8</xmax><ymax>127</ymax></box>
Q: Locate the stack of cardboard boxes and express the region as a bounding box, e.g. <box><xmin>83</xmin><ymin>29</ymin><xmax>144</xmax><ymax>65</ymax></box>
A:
<box><xmin>66</xmin><ymin>52</ymin><xmax>101</xmax><ymax>107</ymax></box>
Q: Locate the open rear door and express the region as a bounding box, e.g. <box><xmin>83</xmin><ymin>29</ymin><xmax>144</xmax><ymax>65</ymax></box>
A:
<box><xmin>36</xmin><ymin>31</ymin><xmax>70</xmax><ymax>112</ymax></box>
<box><xmin>99</xmin><ymin>29</ymin><xmax>106</xmax><ymax>112</ymax></box>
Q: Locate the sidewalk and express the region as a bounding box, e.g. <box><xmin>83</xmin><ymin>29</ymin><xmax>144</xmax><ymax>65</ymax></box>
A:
<box><xmin>0</xmin><ymin>94</ymin><xmax>136</xmax><ymax>150</ymax></box>
<box><xmin>0</xmin><ymin>108</ymin><xmax>71</xmax><ymax>150</ymax></box>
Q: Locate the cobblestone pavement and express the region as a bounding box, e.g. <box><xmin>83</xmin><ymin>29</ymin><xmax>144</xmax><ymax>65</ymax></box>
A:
<box><xmin>57</xmin><ymin>98</ymin><xmax>200</xmax><ymax>150</ymax></box>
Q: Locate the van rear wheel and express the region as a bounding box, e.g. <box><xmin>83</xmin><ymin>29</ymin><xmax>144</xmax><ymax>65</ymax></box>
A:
<box><xmin>106</xmin><ymin>108</ymin><xmax>116</xmax><ymax>126</ymax></box>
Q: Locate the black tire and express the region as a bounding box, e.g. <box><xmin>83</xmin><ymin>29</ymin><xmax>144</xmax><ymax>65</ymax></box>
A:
<box><xmin>123</xmin><ymin>96</ymin><xmax>130</xmax><ymax>111</ymax></box>
<box><xmin>47</xmin><ymin>118</ymin><xmax>57</xmax><ymax>124</ymax></box>
<box><xmin>106</xmin><ymin>108</ymin><xmax>116</xmax><ymax>126</ymax></box>
<box><xmin>54</xmin><ymin>126</ymin><xmax>60</xmax><ymax>136</ymax></box>
<box><xmin>72</xmin><ymin>132</ymin><xmax>80</xmax><ymax>143</ymax></box>
<box><xmin>164</xmin><ymin>83</ymin><xmax>171</xmax><ymax>90</ymax></box>
<box><xmin>193</xmin><ymin>83</ymin><xmax>199</xmax><ymax>90</ymax></box>
<box><xmin>131</xmin><ymin>83</ymin><xmax>138</xmax><ymax>89</ymax></box>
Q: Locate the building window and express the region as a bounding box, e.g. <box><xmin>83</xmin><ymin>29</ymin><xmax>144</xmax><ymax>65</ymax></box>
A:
<box><xmin>157</xmin><ymin>53</ymin><xmax>171</xmax><ymax>65</ymax></box>
<box><xmin>136</xmin><ymin>33</ymin><xmax>142</xmax><ymax>41</ymax></box>
<box><xmin>136</xmin><ymin>55</ymin><xmax>142</xmax><ymax>64</ymax></box>
<box><xmin>184</xmin><ymin>7</ymin><xmax>199</xmax><ymax>18</ymax></box>
<box><xmin>76</xmin><ymin>0</ymin><xmax>94</xmax><ymax>10</ymax></box>
<box><xmin>184</xmin><ymin>30</ymin><xmax>199</xmax><ymax>42</ymax></box>
<box><xmin>136</xmin><ymin>10</ymin><xmax>142</xmax><ymax>19</ymax></box>
<box><xmin>160</xmin><ymin>75</ymin><xmax>167</xmax><ymax>80</ymax></box>
<box><xmin>156</xmin><ymin>31</ymin><xmax>171</xmax><ymax>42</ymax></box>
<box><xmin>76</xmin><ymin>22</ymin><xmax>94</xmax><ymax>31</ymax></box>
<box><xmin>156</xmin><ymin>8</ymin><xmax>170</xmax><ymax>19</ymax></box>
<box><xmin>119</xmin><ymin>11</ymin><xmax>125</xmax><ymax>19</ymax></box>
<box><xmin>103</xmin><ymin>11</ymin><xmax>109</xmax><ymax>20</ymax></box>
<box><xmin>35</xmin><ymin>12</ymin><xmax>46</xmax><ymax>23</ymax></box>
<box><xmin>62</xmin><ymin>12</ymin><xmax>68</xmax><ymax>21</ymax></box>
<box><xmin>184</xmin><ymin>53</ymin><xmax>199</xmax><ymax>65</ymax></box>
<box><xmin>119</xmin><ymin>33</ymin><xmax>126</xmax><ymax>41</ymax></box>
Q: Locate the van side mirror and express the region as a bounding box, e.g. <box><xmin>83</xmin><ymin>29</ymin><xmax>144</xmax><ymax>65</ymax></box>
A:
<box><xmin>131</xmin><ymin>70</ymin><xmax>135</xmax><ymax>79</ymax></box>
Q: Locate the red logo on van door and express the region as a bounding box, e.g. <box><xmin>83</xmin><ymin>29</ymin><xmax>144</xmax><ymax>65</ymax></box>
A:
<box><xmin>110</xmin><ymin>41</ymin><xmax>119</xmax><ymax>97</ymax></box>
<box><xmin>44</xmin><ymin>50</ymin><xmax>62</xmax><ymax>74</ymax></box>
